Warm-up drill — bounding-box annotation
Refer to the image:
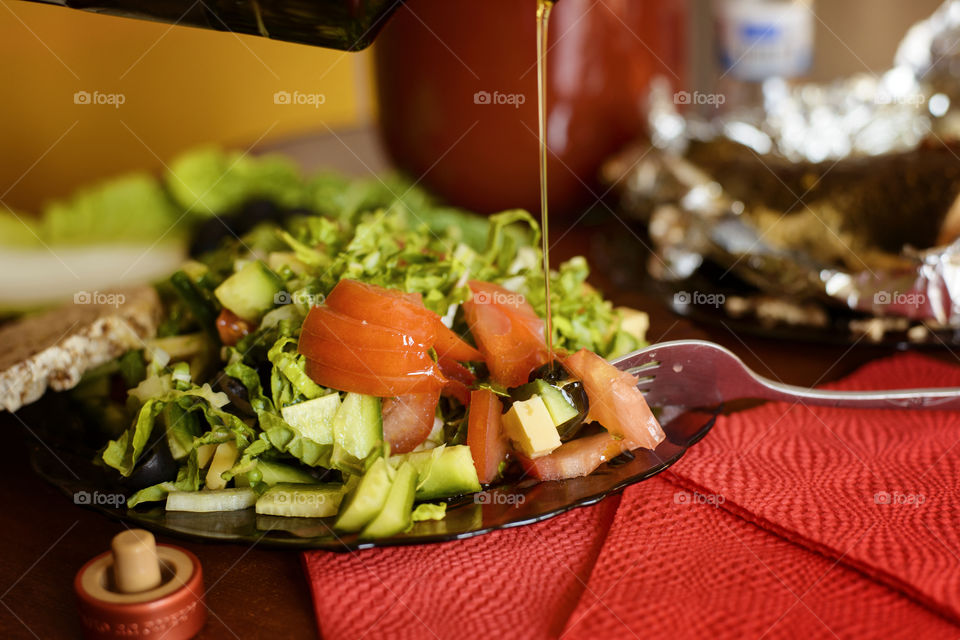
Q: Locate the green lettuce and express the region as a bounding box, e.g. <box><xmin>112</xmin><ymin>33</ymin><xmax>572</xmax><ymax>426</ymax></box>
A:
<box><xmin>166</xmin><ymin>147</ymin><xmax>308</xmax><ymax>216</ymax></box>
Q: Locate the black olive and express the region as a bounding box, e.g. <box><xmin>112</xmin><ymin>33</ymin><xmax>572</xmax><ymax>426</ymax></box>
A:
<box><xmin>555</xmin><ymin>380</ymin><xmax>590</xmax><ymax>441</ymax></box>
<box><xmin>214</xmin><ymin>374</ymin><xmax>254</xmax><ymax>417</ymax></box>
<box><xmin>189</xmin><ymin>199</ymin><xmax>308</xmax><ymax>257</ymax></box>
<box><xmin>122</xmin><ymin>428</ymin><xmax>179</xmax><ymax>492</ymax></box>
<box><xmin>470</xmin><ymin>361</ymin><xmax>491</xmax><ymax>381</ymax></box>
<box><xmin>528</xmin><ymin>361</ymin><xmax>570</xmax><ymax>384</ymax></box>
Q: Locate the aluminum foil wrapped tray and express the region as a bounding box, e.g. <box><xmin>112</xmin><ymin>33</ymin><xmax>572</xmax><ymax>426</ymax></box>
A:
<box><xmin>606</xmin><ymin>0</ymin><xmax>960</xmax><ymax>344</ymax></box>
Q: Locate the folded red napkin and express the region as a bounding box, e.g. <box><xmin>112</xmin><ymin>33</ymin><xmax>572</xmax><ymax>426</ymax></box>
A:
<box><xmin>303</xmin><ymin>352</ymin><xmax>960</xmax><ymax>639</ymax></box>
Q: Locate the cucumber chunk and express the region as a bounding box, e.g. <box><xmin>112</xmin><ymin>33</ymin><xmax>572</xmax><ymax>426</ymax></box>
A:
<box><xmin>393</xmin><ymin>445</ymin><xmax>481</xmax><ymax>501</ymax></box>
<box><xmin>331</xmin><ymin>393</ymin><xmax>382</xmax><ymax>474</ymax></box>
<box><xmin>255</xmin><ymin>483</ymin><xmax>344</xmax><ymax>518</ymax></box>
<box><xmin>361</xmin><ymin>461</ymin><xmax>417</xmax><ymax>539</ymax></box>
<box><xmin>334</xmin><ymin>457</ymin><xmax>392</xmax><ymax>532</ymax></box>
<box><xmin>166</xmin><ymin>488</ymin><xmax>256</xmax><ymax>512</ymax></box>
<box><xmin>255</xmin><ymin>460</ymin><xmax>317</xmax><ymax>486</ymax></box>
<box><xmin>213</xmin><ymin>260</ymin><xmax>282</xmax><ymax>322</ymax></box>
<box><xmin>281</xmin><ymin>393</ymin><xmax>340</xmax><ymax>444</ymax></box>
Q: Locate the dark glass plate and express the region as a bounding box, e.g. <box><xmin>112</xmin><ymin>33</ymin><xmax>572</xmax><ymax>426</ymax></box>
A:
<box><xmin>24</xmin><ymin>395</ymin><xmax>718</xmax><ymax>551</ymax></box>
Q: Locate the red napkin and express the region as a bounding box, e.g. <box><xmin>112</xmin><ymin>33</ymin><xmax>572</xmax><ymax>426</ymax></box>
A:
<box><xmin>303</xmin><ymin>353</ymin><xmax>960</xmax><ymax>638</ymax></box>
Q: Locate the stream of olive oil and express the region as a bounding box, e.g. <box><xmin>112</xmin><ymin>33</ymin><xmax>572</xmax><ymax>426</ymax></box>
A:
<box><xmin>536</xmin><ymin>0</ymin><xmax>555</xmax><ymax>361</ymax></box>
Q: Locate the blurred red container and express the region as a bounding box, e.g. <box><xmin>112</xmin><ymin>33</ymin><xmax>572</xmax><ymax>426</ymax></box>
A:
<box><xmin>374</xmin><ymin>0</ymin><xmax>687</xmax><ymax>217</ymax></box>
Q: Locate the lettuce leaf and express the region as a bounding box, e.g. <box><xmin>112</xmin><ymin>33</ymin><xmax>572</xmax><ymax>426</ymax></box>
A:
<box><xmin>102</xmin><ymin>383</ymin><xmax>256</xmax><ymax>477</ymax></box>
<box><xmin>166</xmin><ymin>147</ymin><xmax>308</xmax><ymax>216</ymax></box>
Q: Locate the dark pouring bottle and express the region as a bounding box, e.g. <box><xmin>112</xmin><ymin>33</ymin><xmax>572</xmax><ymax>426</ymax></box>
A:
<box><xmin>19</xmin><ymin>0</ymin><xmax>402</xmax><ymax>50</ymax></box>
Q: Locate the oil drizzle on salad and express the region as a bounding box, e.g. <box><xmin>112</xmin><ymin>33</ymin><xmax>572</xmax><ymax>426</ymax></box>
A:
<box><xmin>536</xmin><ymin>0</ymin><xmax>555</xmax><ymax>362</ymax></box>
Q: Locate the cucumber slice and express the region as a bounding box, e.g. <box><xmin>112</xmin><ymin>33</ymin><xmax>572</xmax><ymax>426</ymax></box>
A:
<box><xmin>331</xmin><ymin>393</ymin><xmax>382</xmax><ymax>474</ymax></box>
<box><xmin>213</xmin><ymin>260</ymin><xmax>282</xmax><ymax>322</ymax></box>
<box><xmin>255</xmin><ymin>460</ymin><xmax>317</xmax><ymax>486</ymax></box>
<box><xmin>510</xmin><ymin>380</ymin><xmax>579</xmax><ymax>425</ymax></box>
<box><xmin>361</xmin><ymin>461</ymin><xmax>417</xmax><ymax>539</ymax></box>
<box><xmin>281</xmin><ymin>394</ymin><xmax>340</xmax><ymax>444</ymax></box>
<box><xmin>255</xmin><ymin>483</ymin><xmax>344</xmax><ymax>518</ymax></box>
<box><xmin>205</xmin><ymin>441</ymin><xmax>238</xmax><ymax>490</ymax></box>
<box><xmin>334</xmin><ymin>457</ymin><xmax>392</xmax><ymax>533</ymax></box>
<box><xmin>393</xmin><ymin>445</ymin><xmax>481</xmax><ymax>501</ymax></box>
<box><xmin>166</xmin><ymin>488</ymin><xmax>256</xmax><ymax>512</ymax></box>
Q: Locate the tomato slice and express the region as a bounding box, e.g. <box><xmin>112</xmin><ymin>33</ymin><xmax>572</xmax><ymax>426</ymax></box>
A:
<box><xmin>466</xmin><ymin>388</ymin><xmax>508</xmax><ymax>484</ymax></box>
<box><xmin>302</xmin><ymin>306</ymin><xmax>428</xmax><ymax>351</ymax></box>
<box><xmin>437</xmin><ymin>356</ymin><xmax>476</xmax><ymax>386</ymax></box>
<box><xmin>382</xmin><ymin>390</ymin><xmax>440</xmax><ymax>454</ymax></box>
<box><xmin>216</xmin><ymin>308</ymin><xmax>252</xmax><ymax>346</ymax></box>
<box><xmin>304</xmin><ymin>357</ymin><xmax>445</xmax><ymax>397</ymax></box>
<box><xmin>437</xmin><ymin>356</ymin><xmax>474</xmax><ymax>405</ymax></box>
<box><xmin>462</xmin><ymin>280</ymin><xmax>549</xmax><ymax>387</ymax></box>
<box><xmin>325</xmin><ymin>279</ymin><xmax>437</xmax><ymax>345</ymax></box>
<box><xmin>563</xmin><ymin>349</ymin><xmax>665</xmax><ymax>450</ymax></box>
<box><xmin>434</xmin><ymin>323</ymin><xmax>483</xmax><ymax>362</ymax></box>
<box><xmin>441</xmin><ymin>379</ymin><xmax>471</xmax><ymax>406</ymax></box>
<box><xmin>298</xmin><ymin>336</ymin><xmax>435</xmax><ymax>377</ymax></box>
<box><xmin>518</xmin><ymin>432</ymin><xmax>634</xmax><ymax>481</ymax></box>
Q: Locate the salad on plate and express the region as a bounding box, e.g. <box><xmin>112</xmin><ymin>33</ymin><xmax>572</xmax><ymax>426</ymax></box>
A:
<box><xmin>77</xmin><ymin>149</ymin><xmax>664</xmax><ymax>539</ymax></box>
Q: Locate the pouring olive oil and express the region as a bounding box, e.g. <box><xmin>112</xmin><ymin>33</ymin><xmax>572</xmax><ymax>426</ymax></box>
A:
<box><xmin>536</xmin><ymin>0</ymin><xmax>555</xmax><ymax>362</ymax></box>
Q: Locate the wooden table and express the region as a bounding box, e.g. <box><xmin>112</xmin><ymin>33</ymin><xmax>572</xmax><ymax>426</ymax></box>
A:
<box><xmin>0</xmin><ymin>129</ymin><xmax>925</xmax><ymax>639</ymax></box>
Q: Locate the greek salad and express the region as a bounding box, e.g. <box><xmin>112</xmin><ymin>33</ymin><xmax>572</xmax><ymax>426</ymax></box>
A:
<box><xmin>79</xmin><ymin>149</ymin><xmax>664</xmax><ymax>539</ymax></box>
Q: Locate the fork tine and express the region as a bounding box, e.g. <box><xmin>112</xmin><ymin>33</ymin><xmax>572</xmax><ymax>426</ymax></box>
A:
<box><xmin>634</xmin><ymin>375</ymin><xmax>656</xmax><ymax>390</ymax></box>
<box><xmin>626</xmin><ymin>362</ymin><xmax>660</xmax><ymax>377</ymax></box>
<box><xmin>611</xmin><ymin>343</ymin><xmax>663</xmax><ymax>372</ymax></box>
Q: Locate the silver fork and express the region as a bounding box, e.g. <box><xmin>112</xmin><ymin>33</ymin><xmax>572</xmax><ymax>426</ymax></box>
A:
<box><xmin>613</xmin><ymin>339</ymin><xmax>960</xmax><ymax>410</ymax></box>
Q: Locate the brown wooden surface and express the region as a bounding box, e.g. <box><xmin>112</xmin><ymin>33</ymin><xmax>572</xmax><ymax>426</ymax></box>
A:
<box><xmin>0</xmin><ymin>129</ymin><xmax>952</xmax><ymax>639</ymax></box>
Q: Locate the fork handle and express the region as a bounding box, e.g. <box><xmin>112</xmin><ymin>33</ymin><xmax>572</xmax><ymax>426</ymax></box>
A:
<box><xmin>752</xmin><ymin>379</ymin><xmax>960</xmax><ymax>410</ymax></box>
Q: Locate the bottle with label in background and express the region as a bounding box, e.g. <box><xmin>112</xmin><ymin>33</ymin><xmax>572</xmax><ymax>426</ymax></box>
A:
<box><xmin>20</xmin><ymin>0</ymin><xmax>401</xmax><ymax>50</ymax></box>
<box><xmin>712</xmin><ymin>0</ymin><xmax>815</xmax><ymax>115</ymax></box>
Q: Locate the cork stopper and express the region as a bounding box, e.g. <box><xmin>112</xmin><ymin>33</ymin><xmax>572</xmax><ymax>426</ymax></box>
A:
<box><xmin>74</xmin><ymin>529</ymin><xmax>206</xmax><ymax>640</ymax></box>
<box><xmin>111</xmin><ymin>529</ymin><xmax>162</xmax><ymax>594</ymax></box>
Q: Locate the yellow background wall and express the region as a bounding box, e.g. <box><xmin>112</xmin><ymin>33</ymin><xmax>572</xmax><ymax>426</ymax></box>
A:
<box><xmin>0</xmin><ymin>0</ymin><xmax>369</xmax><ymax>213</ymax></box>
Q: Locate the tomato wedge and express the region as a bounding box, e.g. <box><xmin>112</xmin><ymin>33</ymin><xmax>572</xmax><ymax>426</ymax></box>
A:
<box><xmin>462</xmin><ymin>280</ymin><xmax>549</xmax><ymax>387</ymax></box>
<box><xmin>518</xmin><ymin>432</ymin><xmax>634</xmax><ymax>481</ymax></box>
<box><xmin>437</xmin><ymin>356</ymin><xmax>475</xmax><ymax>405</ymax></box>
<box><xmin>325</xmin><ymin>279</ymin><xmax>437</xmax><ymax>344</ymax></box>
<box><xmin>437</xmin><ymin>356</ymin><xmax>476</xmax><ymax>386</ymax></box>
<box><xmin>434</xmin><ymin>323</ymin><xmax>483</xmax><ymax>362</ymax></box>
<box><xmin>216</xmin><ymin>308</ymin><xmax>252</xmax><ymax>346</ymax></box>
<box><xmin>298</xmin><ymin>336</ymin><xmax>435</xmax><ymax>377</ymax></box>
<box><xmin>304</xmin><ymin>358</ymin><xmax>445</xmax><ymax>397</ymax></box>
<box><xmin>466</xmin><ymin>388</ymin><xmax>508</xmax><ymax>484</ymax></box>
<box><xmin>441</xmin><ymin>379</ymin><xmax>471</xmax><ymax>406</ymax></box>
<box><xmin>563</xmin><ymin>349</ymin><xmax>665</xmax><ymax>450</ymax></box>
<box><xmin>382</xmin><ymin>389</ymin><xmax>440</xmax><ymax>454</ymax></box>
<box><xmin>302</xmin><ymin>306</ymin><xmax>428</xmax><ymax>351</ymax></box>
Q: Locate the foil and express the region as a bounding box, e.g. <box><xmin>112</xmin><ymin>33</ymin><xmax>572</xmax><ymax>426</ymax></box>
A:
<box><xmin>609</xmin><ymin>0</ymin><xmax>960</xmax><ymax>334</ymax></box>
